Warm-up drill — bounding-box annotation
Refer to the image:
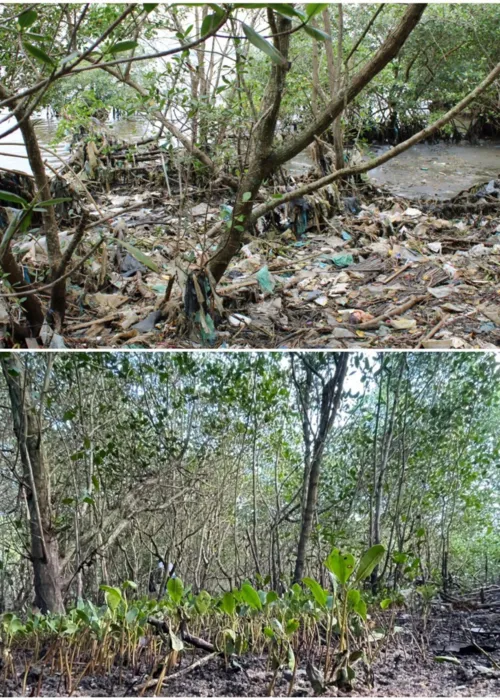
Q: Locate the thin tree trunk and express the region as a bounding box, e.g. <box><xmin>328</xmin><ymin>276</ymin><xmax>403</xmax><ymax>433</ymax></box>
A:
<box><xmin>293</xmin><ymin>354</ymin><xmax>348</xmax><ymax>583</ymax></box>
<box><xmin>0</xmin><ymin>354</ymin><xmax>64</xmax><ymax>613</ymax></box>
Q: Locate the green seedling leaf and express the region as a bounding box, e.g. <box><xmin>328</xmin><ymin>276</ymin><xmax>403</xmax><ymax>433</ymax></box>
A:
<box><xmin>266</xmin><ymin>590</ymin><xmax>278</xmax><ymax>605</ymax></box>
<box><xmin>100</xmin><ymin>585</ymin><xmax>122</xmax><ymax>612</ymax></box>
<box><xmin>241</xmin><ymin>583</ymin><xmax>262</xmax><ymax>611</ymax></box>
<box><xmin>242</xmin><ymin>23</ymin><xmax>288</xmax><ymax>66</ymax></box>
<box><xmin>221</xmin><ymin>591</ymin><xmax>235</xmax><ymax>616</ymax></box>
<box><xmin>347</xmin><ymin>589</ymin><xmax>360</xmax><ymax>608</ymax></box>
<box><xmin>126</xmin><ymin>607</ymin><xmax>139</xmax><ymax>624</ymax></box>
<box><xmin>380</xmin><ymin>598</ymin><xmax>392</xmax><ymax>610</ymax></box>
<box><xmin>303</xmin><ymin>577</ymin><xmax>328</xmax><ymax>608</ymax></box>
<box><xmin>116</xmin><ymin>239</ymin><xmax>159</xmax><ymax>273</ymax></box>
<box><xmin>167</xmin><ymin>577</ymin><xmax>184</xmax><ymax>604</ymax></box>
<box><xmin>23</xmin><ymin>42</ymin><xmax>55</xmax><ymax>66</ymax></box>
<box><xmin>18</xmin><ymin>9</ymin><xmax>38</xmax><ymax>28</ymax></box>
<box><xmin>355</xmin><ymin>598</ymin><xmax>367</xmax><ymax>620</ymax></box>
<box><xmin>109</xmin><ymin>40</ymin><xmax>138</xmax><ymax>54</ymax></box>
<box><xmin>242</xmin><ymin>191</ymin><xmax>252</xmax><ymax>202</ymax></box>
<box><xmin>0</xmin><ymin>190</ymin><xmax>28</xmax><ymax>207</ymax></box>
<box><xmin>143</xmin><ymin>3</ymin><xmax>158</xmax><ymax>11</ymax></box>
<box><xmin>195</xmin><ymin>590</ymin><xmax>211</xmax><ymax>614</ymax></box>
<box><xmin>355</xmin><ymin>544</ymin><xmax>385</xmax><ymax>582</ymax></box>
<box><xmin>285</xmin><ymin>618</ymin><xmax>300</xmax><ymax>636</ymax></box>
<box><xmin>325</xmin><ymin>548</ymin><xmax>356</xmax><ymax>584</ymax></box>
<box><xmin>122</xmin><ymin>579</ymin><xmax>137</xmax><ymax>590</ymax></box>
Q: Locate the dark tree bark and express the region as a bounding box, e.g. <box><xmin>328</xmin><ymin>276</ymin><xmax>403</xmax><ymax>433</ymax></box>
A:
<box><xmin>293</xmin><ymin>353</ymin><xmax>348</xmax><ymax>583</ymax></box>
<box><xmin>207</xmin><ymin>4</ymin><xmax>427</xmax><ymax>283</ymax></box>
<box><xmin>0</xmin><ymin>354</ymin><xmax>65</xmax><ymax>613</ymax></box>
<box><xmin>0</xmin><ymin>82</ymin><xmax>65</xmax><ymax>331</ymax></box>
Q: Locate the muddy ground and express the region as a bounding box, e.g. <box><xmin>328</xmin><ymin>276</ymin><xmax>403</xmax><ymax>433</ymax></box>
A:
<box><xmin>4</xmin><ymin>609</ymin><xmax>500</xmax><ymax>697</ymax></box>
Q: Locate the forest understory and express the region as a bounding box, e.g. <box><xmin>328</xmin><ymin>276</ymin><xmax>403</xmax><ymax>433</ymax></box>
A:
<box><xmin>3</xmin><ymin>601</ymin><xmax>500</xmax><ymax>697</ymax></box>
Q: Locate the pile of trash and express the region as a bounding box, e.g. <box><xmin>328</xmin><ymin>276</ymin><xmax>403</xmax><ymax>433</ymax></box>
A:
<box><xmin>1</xmin><ymin>173</ymin><xmax>499</xmax><ymax>348</ymax></box>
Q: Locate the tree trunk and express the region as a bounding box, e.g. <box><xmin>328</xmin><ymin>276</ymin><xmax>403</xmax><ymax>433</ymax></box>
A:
<box><xmin>0</xmin><ymin>354</ymin><xmax>65</xmax><ymax>613</ymax></box>
<box><xmin>323</xmin><ymin>7</ymin><xmax>344</xmax><ymax>170</ymax></box>
<box><xmin>293</xmin><ymin>354</ymin><xmax>348</xmax><ymax>583</ymax></box>
<box><xmin>207</xmin><ymin>5</ymin><xmax>426</xmax><ymax>284</ymax></box>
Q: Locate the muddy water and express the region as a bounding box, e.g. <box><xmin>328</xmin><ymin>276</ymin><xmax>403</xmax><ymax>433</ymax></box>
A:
<box><xmin>2</xmin><ymin>113</ymin><xmax>498</xmax><ymax>200</ymax></box>
<box><xmin>368</xmin><ymin>141</ymin><xmax>500</xmax><ymax>199</ymax></box>
<box><xmin>0</xmin><ymin>113</ymin><xmax>153</xmax><ymax>176</ymax></box>
<box><xmin>286</xmin><ymin>140</ymin><xmax>500</xmax><ymax>200</ymax></box>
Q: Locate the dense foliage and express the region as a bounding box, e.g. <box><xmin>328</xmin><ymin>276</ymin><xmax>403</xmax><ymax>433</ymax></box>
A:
<box><xmin>0</xmin><ymin>351</ymin><xmax>498</xmax><ymax>612</ymax></box>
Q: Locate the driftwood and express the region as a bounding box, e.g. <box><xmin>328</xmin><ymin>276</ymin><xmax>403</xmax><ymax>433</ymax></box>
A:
<box><xmin>147</xmin><ymin>616</ymin><xmax>217</xmax><ymax>653</ymax></box>
<box><xmin>135</xmin><ymin>651</ymin><xmax>219</xmax><ymax>691</ymax></box>
<box><xmin>133</xmin><ymin>617</ymin><xmax>220</xmax><ymax>692</ymax></box>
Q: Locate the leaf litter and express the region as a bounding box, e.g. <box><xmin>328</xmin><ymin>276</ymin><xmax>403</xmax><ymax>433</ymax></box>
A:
<box><xmin>2</xmin><ymin>176</ymin><xmax>499</xmax><ymax>349</ymax></box>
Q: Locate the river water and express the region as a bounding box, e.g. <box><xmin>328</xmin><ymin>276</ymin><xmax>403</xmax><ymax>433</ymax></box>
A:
<box><xmin>0</xmin><ymin>112</ymin><xmax>153</xmax><ymax>176</ymax></box>
<box><xmin>1</xmin><ymin>113</ymin><xmax>498</xmax><ymax>200</ymax></box>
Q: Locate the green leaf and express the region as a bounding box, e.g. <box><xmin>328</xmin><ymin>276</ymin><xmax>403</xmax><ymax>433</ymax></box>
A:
<box><xmin>242</xmin><ymin>191</ymin><xmax>252</xmax><ymax>202</ymax></box>
<box><xmin>380</xmin><ymin>598</ymin><xmax>392</xmax><ymax>610</ymax></box>
<box><xmin>266</xmin><ymin>590</ymin><xmax>278</xmax><ymax>605</ymax></box>
<box><xmin>23</xmin><ymin>42</ymin><xmax>55</xmax><ymax>67</ymax></box>
<box><xmin>221</xmin><ymin>591</ymin><xmax>235</xmax><ymax>616</ymax></box>
<box><xmin>195</xmin><ymin>590</ymin><xmax>211</xmax><ymax>614</ymax></box>
<box><xmin>100</xmin><ymin>585</ymin><xmax>122</xmax><ymax>612</ymax></box>
<box><xmin>240</xmin><ymin>583</ymin><xmax>262</xmax><ymax>611</ymax></box>
<box><xmin>303</xmin><ymin>24</ymin><xmax>331</xmax><ymax>42</ymax></box>
<box><xmin>355</xmin><ymin>598</ymin><xmax>367</xmax><ymax>620</ymax></box>
<box><xmin>18</xmin><ymin>9</ymin><xmax>38</xmax><ymax>29</ymax></box>
<box><xmin>347</xmin><ymin>589</ymin><xmax>360</xmax><ymax>608</ymax></box>
<box><xmin>63</xmin><ymin>409</ymin><xmax>76</xmax><ymax>421</ymax></box>
<box><xmin>122</xmin><ymin>580</ymin><xmax>137</xmax><ymax>590</ymax></box>
<box><xmin>303</xmin><ymin>577</ymin><xmax>327</xmax><ymax>608</ymax></box>
<box><xmin>116</xmin><ymin>240</ymin><xmax>159</xmax><ymax>273</ymax></box>
<box><xmin>285</xmin><ymin>618</ymin><xmax>300</xmax><ymax>636</ymax></box>
<box><xmin>143</xmin><ymin>3</ymin><xmax>158</xmax><ymax>12</ymax></box>
<box><xmin>36</xmin><ymin>197</ymin><xmax>71</xmax><ymax>208</ymax></box>
<box><xmin>109</xmin><ymin>40</ymin><xmax>139</xmax><ymax>54</ymax></box>
<box><xmin>167</xmin><ymin>577</ymin><xmax>184</xmax><ymax>604</ymax></box>
<box><xmin>0</xmin><ymin>190</ymin><xmax>28</xmax><ymax>207</ymax></box>
<box><xmin>268</xmin><ymin>4</ymin><xmax>304</xmax><ymax>19</ymax></box>
<box><xmin>91</xmin><ymin>474</ymin><xmax>100</xmax><ymax>492</ymax></box>
<box><xmin>126</xmin><ymin>607</ymin><xmax>139</xmax><ymax>624</ymax></box>
<box><xmin>200</xmin><ymin>12</ymin><xmax>222</xmax><ymax>36</ymax></box>
<box><xmin>305</xmin><ymin>4</ymin><xmax>330</xmax><ymax>19</ymax></box>
<box><xmin>324</xmin><ymin>548</ymin><xmax>356</xmax><ymax>584</ymax></box>
<box><xmin>241</xmin><ymin>23</ymin><xmax>288</xmax><ymax>67</ymax></box>
<box><xmin>355</xmin><ymin>544</ymin><xmax>385</xmax><ymax>582</ymax></box>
